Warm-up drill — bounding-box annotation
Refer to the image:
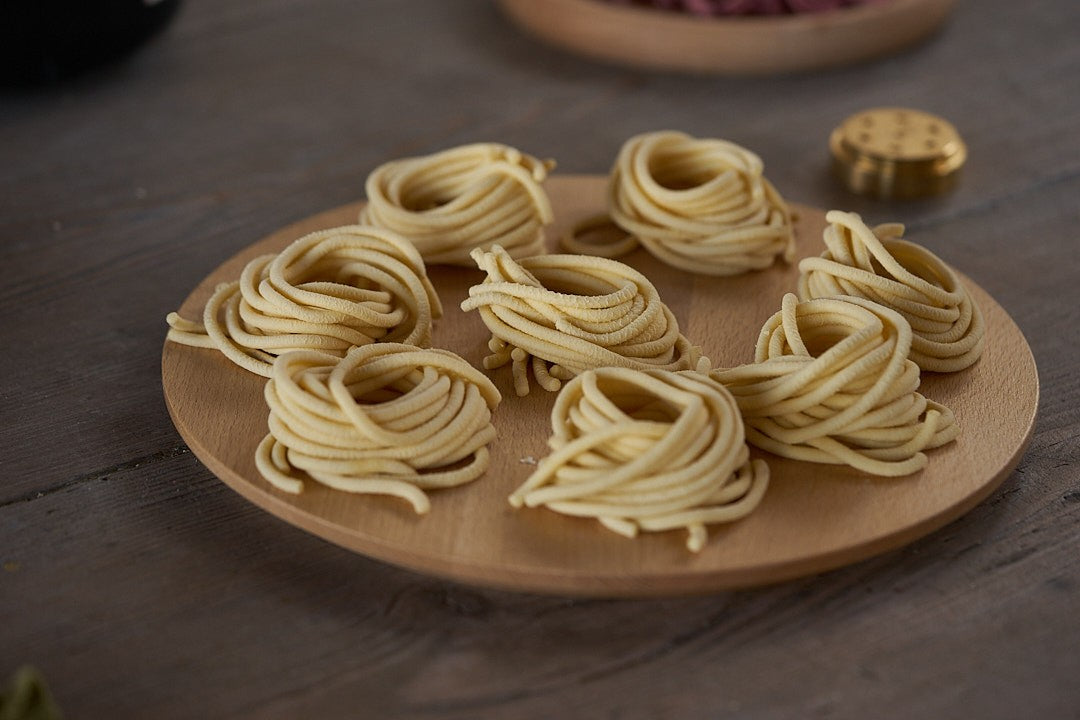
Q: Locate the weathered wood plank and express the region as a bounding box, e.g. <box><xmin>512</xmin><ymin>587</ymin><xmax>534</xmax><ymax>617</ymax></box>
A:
<box><xmin>1</xmin><ymin>447</ymin><xmax>1076</xmax><ymax>718</ymax></box>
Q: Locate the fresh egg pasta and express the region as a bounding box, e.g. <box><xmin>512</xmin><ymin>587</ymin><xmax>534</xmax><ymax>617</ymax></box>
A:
<box><xmin>564</xmin><ymin>130</ymin><xmax>795</xmax><ymax>275</ymax></box>
<box><xmin>798</xmin><ymin>210</ymin><xmax>985</xmax><ymax>372</ymax></box>
<box><xmin>510</xmin><ymin>367</ymin><xmax>769</xmax><ymax>552</ymax></box>
<box><xmin>166</xmin><ymin>225</ymin><xmax>441</xmax><ymax>377</ymax></box>
<box><xmin>361</xmin><ymin>142</ymin><xmax>555</xmax><ymax>265</ymax></box>
<box><xmin>255</xmin><ymin>343</ymin><xmax>501</xmax><ymax>514</ymax></box>
<box><xmin>461</xmin><ymin>244</ymin><xmax>705</xmax><ymax>396</ymax></box>
<box><xmin>711</xmin><ymin>294</ymin><xmax>958</xmax><ymax>476</ymax></box>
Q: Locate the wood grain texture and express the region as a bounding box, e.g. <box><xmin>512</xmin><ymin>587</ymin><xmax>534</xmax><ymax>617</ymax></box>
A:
<box><xmin>162</xmin><ymin>177</ymin><xmax>1037</xmax><ymax>595</ymax></box>
<box><xmin>2</xmin><ymin>0</ymin><xmax>1079</xmax><ymax>717</ymax></box>
<box><xmin>498</xmin><ymin>0</ymin><xmax>958</xmax><ymax>75</ymax></box>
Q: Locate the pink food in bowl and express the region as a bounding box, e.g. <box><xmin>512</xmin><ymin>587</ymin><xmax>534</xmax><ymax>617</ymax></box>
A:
<box><xmin>602</xmin><ymin>0</ymin><xmax>891</xmax><ymax>15</ymax></box>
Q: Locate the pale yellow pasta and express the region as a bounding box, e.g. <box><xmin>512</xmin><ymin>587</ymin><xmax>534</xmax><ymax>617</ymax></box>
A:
<box><xmin>798</xmin><ymin>210</ymin><xmax>985</xmax><ymax>372</ymax></box>
<box><xmin>166</xmin><ymin>225</ymin><xmax>442</xmax><ymax>377</ymax></box>
<box><xmin>461</xmin><ymin>244</ymin><xmax>705</xmax><ymax>396</ymax></box>
<box><xmin>711</xmin><ymin>294</ymin><xmax>958</xmax><ymax>477</ymax></box>
<box><xmin>563</xmin><ymin>130</ymin><xmax>795</xmax><ymax>276</ymax></box>
<box><xmin>254</xmin><ymin>343</ymin><xmax>501</xmax><ymax>514</ymax></box>
<box><xmin>510</xmin><ymin>367</ymin><xmax>768</xmax><ymax>552</ymax></box>
<box><xmin>360</xmin><ymin>142</ymin><xmax>555</xmax><ymax>265</ymax></box>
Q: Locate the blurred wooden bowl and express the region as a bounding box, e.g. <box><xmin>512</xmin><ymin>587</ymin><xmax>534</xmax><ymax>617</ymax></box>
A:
<box><xmin>497</xmin><ymin>0</ymin><xmax>958</xmax><ymax>74</ymax></box>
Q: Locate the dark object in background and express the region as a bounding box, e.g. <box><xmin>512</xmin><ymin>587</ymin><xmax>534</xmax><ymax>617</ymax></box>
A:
<box><xmin>0</xmin><ymin>0</ymin><xmax>182</xmax><ymax>88</ymax></box>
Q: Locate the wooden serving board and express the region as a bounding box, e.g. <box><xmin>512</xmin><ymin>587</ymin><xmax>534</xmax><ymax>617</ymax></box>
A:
<box><xmin>161</xmin><ymin>175</ymin><xmax>1038</xmax><ymax>597</ymax></box>
<box><xmin>497</xmin><ymin>0</ymin><xmax>958</xmax><ymax>75</ymax></box>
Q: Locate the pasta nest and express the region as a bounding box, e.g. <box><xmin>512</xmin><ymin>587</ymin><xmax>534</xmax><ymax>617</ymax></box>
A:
<box><xmin>166</xmin><ymin>225</ymin><xmax>442</xmax><ymax>377</ymax></box>
<box><xmin>798</xmin><ymin>210</ymin><xmax>985</xmax><ymax>372</ymax></box>
<box><xmin>564</xmin><ymin>130</ymin><xmax>795</xmax><ymax>276</ymax></box>
<box><xmin>360</xmin><ymin>142</ymin><xmax>555</xmax><ymax>266</ymax></box>
<box><xmin>461</xmin><ymin>244</ymin><xmax>705</xmax><ymax>396</ymax></box>
<box><xmin>509</xmin><ymin>367</ymin><xmax>769</xmax><ymax>552</ymax></box>
<box><xmin>255</xmin><ymin>343</ymin><xmax>502</xmax><ymax>514</ymax></box>
<box><xmin>711</xmin><ymin>294</ymin><xmax>959</xmax><ymax>477</ymax></box>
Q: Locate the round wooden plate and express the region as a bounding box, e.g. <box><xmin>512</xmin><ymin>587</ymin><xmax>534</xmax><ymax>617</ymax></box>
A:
<box><xmin>162</xmin><ymin>175</ymin><xmax>1037</xmax><ymax>597</ymax></box>
<box><xmin>497</xmin><ymin>0</ymin><xmax>958</xmax><ymax>75</ymax></box>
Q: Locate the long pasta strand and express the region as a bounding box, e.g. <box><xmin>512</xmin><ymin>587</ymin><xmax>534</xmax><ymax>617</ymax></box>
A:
<box><xmin>711</xmin><ymin>294</ymin><xmax>958</xmax><ymax>476</ymax></box>
<box><xmin>798</xmin><ymin>210</ymin><xmax>985</xmax><ymax>372</ymax></box>
<box><xmin>361</xmin><ymin>142</ymin><xmax>555</xmax><ymax>265</ymax></box>
<box><xmin>166</xmin><ymin>225</ymin><xmax>442</xmax><ymax>377</ymax></box>
<box><xmin>462</xmin><ymin>244</ymin><xmax>705</xmax><ymax>396</ymax></box>
<box><xmin>510</xmin><ymin>367</ymin><xmax>768</xmax><ymax>552</ymax></box>
<box><xmin>255</xmin><ymin>343</ymin><xmax>501</xmax><ymax>513</ymax></box>
<box><xmin>563</xmin><ymin>130</ymin><xmax>795</xmax><ymax>276</ymax></box>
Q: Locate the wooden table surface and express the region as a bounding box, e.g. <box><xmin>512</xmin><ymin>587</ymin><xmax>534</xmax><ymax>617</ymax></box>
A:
<box><xmin>2</xmin><ymin>1</ymin><xmax>1078</xmax><ymax>717</ymax></box>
